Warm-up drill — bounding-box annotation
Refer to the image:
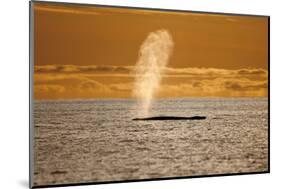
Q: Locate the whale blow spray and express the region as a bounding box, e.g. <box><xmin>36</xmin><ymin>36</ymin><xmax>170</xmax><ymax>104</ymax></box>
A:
<box><xmin>133</xmin><ymin>30</ymin><xmax>174</xmax><ymax>117</ymax></box>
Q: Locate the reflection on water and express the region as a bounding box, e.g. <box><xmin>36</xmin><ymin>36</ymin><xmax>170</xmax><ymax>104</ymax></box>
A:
<box><xmin>33</xmin><ymin>98</ymin><xmax>268</xmax><ymax>186</ymax></box>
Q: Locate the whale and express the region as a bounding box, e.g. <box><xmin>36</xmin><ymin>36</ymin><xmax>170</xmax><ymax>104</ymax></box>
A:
<box><xmin>132</xmin><ymin>116</ymin><xmax>206</xmax><ymax>121</ymax></box>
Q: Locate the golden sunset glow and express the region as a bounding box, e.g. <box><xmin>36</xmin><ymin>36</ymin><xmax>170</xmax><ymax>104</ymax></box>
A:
<box><xmin>33</xmin><ymin>2</ymin><xmax>268</xmax><ymax>99</ymax></box>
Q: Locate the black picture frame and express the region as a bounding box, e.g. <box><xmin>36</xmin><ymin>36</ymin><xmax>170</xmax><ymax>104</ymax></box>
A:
<box><xmin>29</xmin><ymin>1</ymin><xmax>270</xmax><ymax>188</ymax></box>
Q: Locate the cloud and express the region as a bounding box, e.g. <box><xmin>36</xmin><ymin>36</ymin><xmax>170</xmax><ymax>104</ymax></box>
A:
<box><xmin>34</xmin><ymin>65</ymin><xmax>62</xmax><ymax>73</ymax></box>
<box><xmin>35</xmin><ymin>65</ymin><xmax>267</xmax><ymax>78</ymax></box>
<box><xmin>34</xmin><ymin>73</ymin><xmax>113</xmax><ymax>99</ymax></box>
<box><xmin>34</xmin><ymin>85</ymin><xmax>65</xmax><ymax>99</ymax></box>
<box><xmin>157</xmin><ymin>77</ymin><xmax>268</xmax><ymax>98</ymax></box>
<box><xmin>34</xmin><ymin>74</ymin><xmax>87</xmax><ymax>85</ymax></box>
<box><xmin>34</xmin><ymin>3</ymin><xmax>155</xmax><ymax>16</ymax></box>
<box><xmin>80</xmin><ymin>66</ymin><xmax>131</xmax><ymax>73</ymax></box>
<box><xmin>164</xmin><ymin>67</ymin><xmax>267</xmax><ymax>77</ymax></box>
<box><xmin>35</xmin><ymin>65</ymin><xmax>132</xmax><ymax>74</ymax></box>
<box><xmin>34</xmin><ymin>85</ymin><xmax>65</xmax><ymax>93</ymax></box>
<box><xmin>34</xmin><ymin>65</ymin><xmax>268</xmax><ymax>99</ymax></box>
<box><xmin>78</xmin><ymin>80</ymin><xmax>112</xmax><ymax>93</ymax></box>
<box><xmin>79</xmin><ymin>80</ymin><xmax>102</xmax><ymax>89</ymax></box>
<box><xmin>34</xmin><ymin>2</ymin><xmax>243</xmax><ymax>19</ymax></box>
<box><xmin>224</xmin><ymin>80</ymin><xmax>268</xmax><ymax>91</ymax></box>
<box><xmin>109</xmin><ymin>83</ymin><xmax>132</xmax><ymax>92</ymax></box>
<box><xmin>34</xmin><ymin>4</ymin><xmax>101</xmax><ymax>15</ymax></box>
<box><xmin>192</xmin><ymin>81</ymin><xmax>203</xmax><ymax>88</ymax></box>
<box><xmin>237</xmin><ymin>68</ymin><xmax>267</xmax><ymax>76</ymax></box>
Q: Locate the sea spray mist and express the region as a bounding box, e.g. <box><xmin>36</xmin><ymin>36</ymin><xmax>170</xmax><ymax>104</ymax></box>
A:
<box><xmin>133</xmin><ymin>30</ymin><xmax>174</xmax><ymax>117</ymax></box>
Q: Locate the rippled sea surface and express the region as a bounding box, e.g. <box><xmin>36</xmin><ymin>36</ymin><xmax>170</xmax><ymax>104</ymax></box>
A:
<box><xmin>33</xmin><ymin>98</ymin><xmax>268</xmax><ymax>186</ymax></box>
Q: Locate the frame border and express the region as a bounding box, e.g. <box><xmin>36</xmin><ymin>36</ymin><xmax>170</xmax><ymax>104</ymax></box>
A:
<box><xmin>29</xmin><ymin>1</ymin><xmax>35</xmax><ymax>188</ymax></box>
<box><xmin>29</xmin><ymin>1</ymin><xmax>270</xmax><ymax>188</ymax></box>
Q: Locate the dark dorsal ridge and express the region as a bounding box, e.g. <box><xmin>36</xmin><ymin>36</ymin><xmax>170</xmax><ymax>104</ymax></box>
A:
<box><xmin>132</xmin><ymin>116</ymin><xmax>206</xmax><ymax>121</ymax></box>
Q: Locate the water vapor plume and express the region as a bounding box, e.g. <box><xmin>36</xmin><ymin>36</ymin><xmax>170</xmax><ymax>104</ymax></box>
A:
<box><xmin>133</xmin><ymin>29</ymin><xmax>174</xmax><ymax>117</ymax></box>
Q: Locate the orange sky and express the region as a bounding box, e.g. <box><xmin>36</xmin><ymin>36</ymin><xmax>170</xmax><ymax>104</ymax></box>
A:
<box><xmin>33</xmin><ymin>2</ymin><xmax>268</xmax><ymax>100</ymax></box>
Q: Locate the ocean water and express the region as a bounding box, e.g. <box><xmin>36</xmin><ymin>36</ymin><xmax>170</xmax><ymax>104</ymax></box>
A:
<box><xmin>33</xmin><ymin>98</ymin><xmax>268</xmax><ymax>186</ymax></box>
